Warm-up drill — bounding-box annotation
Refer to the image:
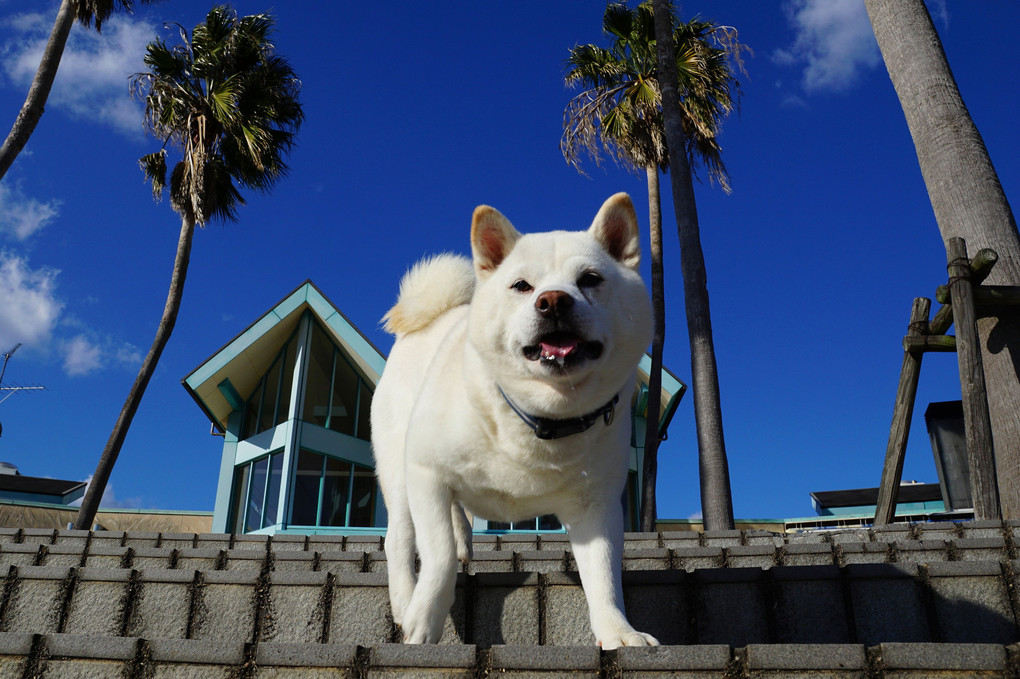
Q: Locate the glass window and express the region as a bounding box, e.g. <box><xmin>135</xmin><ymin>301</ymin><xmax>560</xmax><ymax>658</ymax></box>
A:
<box><xmin>302</xmin><ymin>323</ymin><xmax>334</xmax><ymax>427</ymax></box>
<box><xmin>488</xmin><ymin>515</ymin><xmax>562</xmax><ymax>532</ymax></box>
<box><xmin>320</xmin><ymin>457</ymin><xmax>352</xmax><ymax>526</ymax></box>
<box><xmin>263</xmin><ymin>453</ymin><xmax>284</xmax><ymax>528</ymax></box>
<box><xmin>289</xmin><ymin>449</ymin><xmax>376</xmax><ymax>528</ymax></box>
<box><xmin>233</xmin><ymin>451</ymin><xmax>286</xmax><ymax>533</ymax></box>
<box><xmin>240</xmin><ymin>336</ymin><xmax>298</xmax><ymax>441</ymax></box>
<box><xmin>299</xmin><ymin>320</ymin><xmax>373</xmax><ymax>442</ymax></box>
<box><xmin>350</xmin><ymin>466</ymin><xmax>377</xmax><ymax>527</ymax></box>
<box><xmin>357</xmin><ymin>381</ymin><xmax>372</xmax><ymax>441</ymax></box>
<box><xmin>275</xmin><ymin>339</ymin><xmax>297</xmax><ymax>427</ymax></box>
<box><xmin>328</xmin><ymin>355</ymin><xmax>359</xmax><ymax>436</ymax></box>
<box><xmin>246</xmin><ymin>457</ymin><xmax>269</xmax><ymax>531</ymax></box>
<box><xmin>259</xmin><ymin>353</ymin><xmax>282</xmax><ymax>433</ymax></box>
<box><xmin>538</xmin><ymin>515</ymin><xmax>563</xmax><ymax>531</ymax></box>
<box><xmin>292</xmin><ymin>449</ymin><xmax>323</xmax><ymax>526</ymax></box>
<box><xmin>231</xmin><ymin>463</ymin><xmax>250</xmax><ymax>534</ymax></box>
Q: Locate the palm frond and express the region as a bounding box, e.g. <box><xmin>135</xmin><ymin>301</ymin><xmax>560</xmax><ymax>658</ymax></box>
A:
<box><xmin>75</xmin><ymin>0</ymin><xmax>166</xmax><ymax>32</ymax></box>
<box><xmin>561</xmin><ymin>0</ymin><xmax>746</xmax><ymax>189</ymax></box>
<box><xmin>602</xmin><ymin>4</ymin><xmax>633</xmax><ymax>41</ymax></box>
<box><xmin>134</xmin><ymin>4</ymin><xmax>303</xmax><ymax>225</ymax></box>
<box><xmin>138</xmin><ymin>150</ymin><xmax>167</xmax><ymax>200</ymax></box>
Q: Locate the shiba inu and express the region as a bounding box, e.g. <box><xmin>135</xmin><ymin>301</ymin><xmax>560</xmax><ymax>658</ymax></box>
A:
<box><xmin>371</xmin><ymin>193</ymin><xmax>656</xmax><ymax>648</ymax></box>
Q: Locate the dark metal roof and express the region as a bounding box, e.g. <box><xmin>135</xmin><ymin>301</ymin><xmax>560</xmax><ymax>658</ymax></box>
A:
<box><xmin>810</xmin><ymin>483</ymin><xmax>942</xmax><ymax>509</ymax></box>
<box><xmin>0</xmin><ymin>474</ymin><xmax>86</xmax><ymax>497</ymax></box>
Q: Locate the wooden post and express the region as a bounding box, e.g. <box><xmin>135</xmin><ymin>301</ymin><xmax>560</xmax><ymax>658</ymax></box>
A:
<box><xmin>875</xmin><ymin>297</ymin><xmax>930</xmax><ymax>525</ymax></box>
<box><xmin>947</xmin><ymin>237</ymin><xmax>1000</xmax><ymax>520</ymax></box>
<box><xmin>929</xmin><ymin>303</ymin><xmax>954</xmax><ymax>336</ymax></box>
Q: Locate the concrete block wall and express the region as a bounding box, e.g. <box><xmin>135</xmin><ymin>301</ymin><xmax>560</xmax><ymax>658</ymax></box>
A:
<box><xmin>0</xmin><ymin>635</ymin><xmax>1017</xmax><ymax>678</ymax></box>
<box><xmin>0</xmin><ymin>522</ymin><xmax>1016</xmax><ymax>676</ymax></box>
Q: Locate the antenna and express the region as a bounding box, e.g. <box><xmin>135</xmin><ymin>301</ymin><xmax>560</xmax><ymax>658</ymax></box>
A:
<box><xmin>0</xmin><ymin>343</ymin><xmax>45</xmax><ymax>414</ymax></box>
<box><xmin>0</xmin><ymin>344</ymin><xmax>21</xmax><ymax>386</ymax></box>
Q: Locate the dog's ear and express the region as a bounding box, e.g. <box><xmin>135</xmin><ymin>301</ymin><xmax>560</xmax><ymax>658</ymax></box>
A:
<box><xmin>589</xmin><ymin>193</ymin><xmax>641</xmax><ymax>270</ymax></box>
<box><xmin>471</xmin><ymin>205</ymin><xmax>521</xmax><ymax>278</ymax></box>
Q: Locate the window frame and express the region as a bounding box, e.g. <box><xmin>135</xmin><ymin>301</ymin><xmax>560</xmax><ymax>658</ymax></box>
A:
<box><xmin>301</xmin><ymin>320</ymin><xmax>372</xmax><ymax>441</ymax></box>
<box><xmin>240</xmin><ymin>332</ymin><xmax>298</xmax><ymax>442</ymax></box>
<box><xmin>288</xmin><ymin>448</ymin><xmax>376</xmax><ymax>529</ymax></box>
<box><xmin>231</xmin><ymin>450</ymin><xmax>285</xmax><ymax>533</ymax></box>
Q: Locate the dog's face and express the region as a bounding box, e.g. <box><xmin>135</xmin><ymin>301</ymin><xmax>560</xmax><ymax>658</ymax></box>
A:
<box><xmin>467</xmin><ymin>193</ymin><xmax>652</xmax><ymax>416</ymax></box>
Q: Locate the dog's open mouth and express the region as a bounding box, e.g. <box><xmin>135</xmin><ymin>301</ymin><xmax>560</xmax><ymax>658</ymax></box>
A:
<box><xmin>523</xmin><ymin>332</ymin><xmax>603</xmax><ymax>367</ymax></box>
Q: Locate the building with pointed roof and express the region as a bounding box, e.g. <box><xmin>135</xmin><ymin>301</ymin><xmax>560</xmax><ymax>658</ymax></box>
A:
<box><xmin>183</xmin><ymin>280</ymin><xmax>686</xmax><ymax>536</ymax></box>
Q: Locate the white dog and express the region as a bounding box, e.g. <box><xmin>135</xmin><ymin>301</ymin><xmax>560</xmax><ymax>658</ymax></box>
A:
<box><xmin>371</xmin><ymin>193</ymin><xmax>657</xmax><ymax>649</ymax></box>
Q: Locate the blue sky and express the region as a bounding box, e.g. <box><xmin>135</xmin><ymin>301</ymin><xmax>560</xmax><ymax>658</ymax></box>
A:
<box><xmin>0</xmin><ymin>1</ymin><xmax>1016</xmax><ymax>521</ymax></box>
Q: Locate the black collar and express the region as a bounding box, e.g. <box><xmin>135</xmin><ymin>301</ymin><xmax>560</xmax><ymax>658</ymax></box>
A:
<box><xmin>498</xmin><ymin>386</ymin><xmax>619</xmax><ymax>440</ymax></box>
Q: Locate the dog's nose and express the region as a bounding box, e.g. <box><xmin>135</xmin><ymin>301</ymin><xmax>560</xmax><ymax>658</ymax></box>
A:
<box><xmin>535</xmin><ymin>290</ymin><xmax>573</xmax><ymax>319</ymax></box>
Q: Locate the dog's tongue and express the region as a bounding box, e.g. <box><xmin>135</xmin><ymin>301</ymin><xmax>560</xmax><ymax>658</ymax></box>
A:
<box><xmin>540</xmin><ymin>333</ymin><xmax>581</xmax><ymax>359</ymax></box>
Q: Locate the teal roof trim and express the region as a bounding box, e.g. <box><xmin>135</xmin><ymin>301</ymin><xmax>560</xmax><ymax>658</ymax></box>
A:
<box><xmin>306</xmin><ymin>286</ymin><xmax>387</xmax><ymax>380</ymax></box>
<box><xmin>184</xmin><ymin>306</ymin><xmax>291</xmax><ymax>390</ymax></box>
<box><xmin>217</xmin><ymin>379</ymin><xmax>244</xmax><ymax>411</ymax></box>
<box><xmin>637</xmin><ymin>353</ymin><xmax>688</xmax><ymax>435</ymax></box>
<box><xmin>183</xmin><ymin>280</ymin><xmax>388</xmax><ymax>432</ymax></box>
<box><xmin>323</xmin><ymin>310</ymin><xmax>387</xmax><ymax>379</ymax></box>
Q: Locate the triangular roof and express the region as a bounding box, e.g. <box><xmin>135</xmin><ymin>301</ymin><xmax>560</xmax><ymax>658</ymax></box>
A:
<box><xmin>637</xmin><ymin>353</ymin><xmax>687</xmax><ymax>439</ymax></box>
<box><xmin>182</xmin><ymin>280</ymin><xmax>387</xmax><ymax>432</ymax></box>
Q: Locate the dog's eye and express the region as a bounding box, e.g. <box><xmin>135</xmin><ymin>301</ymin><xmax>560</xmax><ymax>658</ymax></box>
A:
<box><xmin>511</xmin><ymin>279</ymin><xmax>533</xmax><ymax>293</ymax></box>
<box><xmin>578</xmin><ymin>271</ymin><xmax>603</xmax><ymax>288</ymax></box>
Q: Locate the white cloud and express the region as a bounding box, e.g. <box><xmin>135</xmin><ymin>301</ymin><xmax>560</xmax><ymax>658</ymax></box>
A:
<box><xmin>61</xmin><ymin>334</ymin><xmax>103</xmax><ymax>376</ymax></box>
<box><xmin>775</xmin><ymin>0</ymin><xmax>881</xmax><ymax>93</ymax></box>
<box><xmin>0</xmin><ymin>252</ymin><xmax>63</xmax><ymax>349</ymax></box>
<box><xmin>57</xmin><ymin>323</ymin><xmax>143</xmax><ymax>377</ymax></box>
<box><xmin>114</xmin><ymin>342</ymin><xmax>143</xmax><ymax>367</ymax></box>
<box><xmin>0</xmin><ymin>183</ymin><xmax>60</xmax><ymax>240</ymax></box>
<box><xmin>0</xmin><ymin>252</ymin><xmax>142</xmax><ymax>377</ymax></box>
<box><xmin>70</xmin><ymin>475</ymin><xmax>144</xmax><ymax>510</ymax></box>
<box><xmin>1</xmin><ymin>10</ymin><xmax>155</xmax><ymax>135</ymax></box>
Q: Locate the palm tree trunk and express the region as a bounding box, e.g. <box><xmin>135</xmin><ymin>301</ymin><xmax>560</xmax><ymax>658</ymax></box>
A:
<box><xmin>0</xmin><ymin>0</ymin><xmax>76</xmax><ymax>181</ymax></box>
<box><xmin>74</xmin><ymin>216</ymin><xmax>196</xmax><ymax>529</ymax></box>
<box><xmin>641</xmin><ymin>165</ymin><xmax>665</xmax><ymax>532</ymax></box>
<box><xmin>651</xmin><ymin>0</ymin><xmax>734</xmax><ymax>531</ymax></box>
<box><xmin>865</xmin><ymin>0</ymin><xmax>1020</xmax><ymax>518</ymax></box>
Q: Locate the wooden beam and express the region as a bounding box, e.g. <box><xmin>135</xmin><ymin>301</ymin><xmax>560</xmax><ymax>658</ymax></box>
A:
<box><xmin>946</xmin><ymin>237</ymin><xmax>1000</xmax><ymax>520</ymax></box>
<box><xmin>902</xmin><ymin>334</ymin><xmax>956</xmax><ymax>353</ymax></box>
<box><xmin>875</xmin><ymin>297</ymin><xmax>930</xmax><ymax>526</ymax></box>
<box><xmin>929</xmin><ymin>303</ymin><xmax>953</xmax><ymax>335</ymax></box>
<box><xmin>936</xmin><ymin>284</ymin><xmax>1020</xmax><ymax>307</ymax></box>
<box><xmin>970</xmin><ymin>248</ymin><xmax>999</xmax><ymax>285</ymax></box>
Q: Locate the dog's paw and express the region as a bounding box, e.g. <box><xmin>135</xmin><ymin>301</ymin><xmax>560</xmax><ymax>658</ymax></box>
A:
<box><xmin>598</xmin><ymin>630</ymin><xmax>659</xmax><ymax>650</ymax></box>
<box><xmin>401</xmin><ymin>617</ymin><xmax>443</xmax><ymax>644</ymax></box>
<box><xmin>457</xmin><ymin>539</ymin><xmax>473</xmax><ymax>564</ymax></box>
<box><xmin>399</xmin><ymin>602</ymin><xmax>446</xmax><ymax>644</ymax></box>
<box><xmin>401</xmin><ymin>624</ymin><xmax>428</xmax><ymax>644</ymax></box>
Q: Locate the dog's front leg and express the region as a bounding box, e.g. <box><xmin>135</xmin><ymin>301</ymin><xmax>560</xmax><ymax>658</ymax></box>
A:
<box><xmin>401</xmin><ymin>466</ymin><xmax>458</xmax><ymax>643</ymax></box>
<box><xmin>567</xmin><ymin>505</ymin><xmax>659</xmax><ymax>649</ymax></box>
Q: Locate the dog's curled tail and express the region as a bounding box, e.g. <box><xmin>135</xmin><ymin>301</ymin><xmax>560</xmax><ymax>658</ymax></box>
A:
<box><xmin>382</xmin><ymin>253</ymin><xmax>475</xmax><ymax>335</ymax></box>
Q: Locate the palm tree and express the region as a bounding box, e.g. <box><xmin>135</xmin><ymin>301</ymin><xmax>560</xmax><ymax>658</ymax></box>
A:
<box><xmin>0</xmin><ymin>0</ymin><xmax>165</xmax><ymax>182</ymax></box>
<box><xmin>864</xmin><ymin>0</ymin><xmax>1020</xmax><ymax>519</ymax></box>
<box><xmin>74</xmin><ymin>5</ymin><xmax>303</xmax><ymax>529</ymax></box>
<box><xmin>646</xmin><ymin>0</ymin><xmax>745</xmax><ymax>530</ymax></box>
<box><xmin>562</xmin><ymin>2</ymin><xmax>744</xmax><ymax>530</ymax></box>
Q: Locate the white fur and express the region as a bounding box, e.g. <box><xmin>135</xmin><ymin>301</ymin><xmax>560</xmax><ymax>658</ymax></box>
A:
<box><xmin>371</xmin><ymin>193</ymin><xmax>656</xmax><ymax>649</ymax></box>
<box><xmin>382</xmin><ymin>254</ymin><xmax>475</xmax><ymax>335</ymax></box>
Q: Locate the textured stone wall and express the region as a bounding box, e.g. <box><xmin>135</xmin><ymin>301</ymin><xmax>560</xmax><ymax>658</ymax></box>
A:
<box><xmin>0</xmin><ymin>522</ymin><xmax>1016</xmax><ymax>677</ymax></box>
